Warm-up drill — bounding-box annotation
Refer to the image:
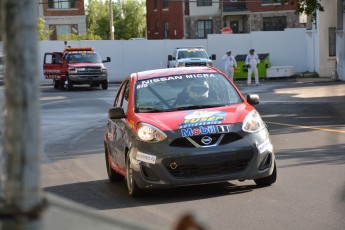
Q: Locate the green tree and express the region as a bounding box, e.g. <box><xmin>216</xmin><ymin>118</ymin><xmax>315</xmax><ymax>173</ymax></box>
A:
<box><xmin>278</xmin><ymin>0</ymin><xmax>324</xmax><ymax>22</ymax></box>
<box><xmin>86</xmin><ymin>0</ymin><xmax>146</xmax><ymax>40</ymax></box>
<box><xmin>37</xmin><ymin>17</ymin><xmax>52</xmax><ymax>41</ymax></box>
<box><xmin>86</xmin><ymin>0</ymin><xmax>110</xmax><ymax>40</ymax></box>
<box><xmin>114</xmin><ymin>0</ymin><xmax>146</xmax><ymax>40</ymax></box>
<box><xmin>58</xmin><ymin>33</ymin><xmax>102</xmax><ymax>41</ymax></box>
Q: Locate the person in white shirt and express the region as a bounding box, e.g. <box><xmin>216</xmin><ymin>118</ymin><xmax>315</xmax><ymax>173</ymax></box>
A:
<box><xmin>222</xmin><ymin>50</ymin><xmax>237</xmax><ymax>81</ymax></box>
<box><xmin>245</xmin><ymin>49</ymin><xmax>260</xmax><ymax>86</ymax></box>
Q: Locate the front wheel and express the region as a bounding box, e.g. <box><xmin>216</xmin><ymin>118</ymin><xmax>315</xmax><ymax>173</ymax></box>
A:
<box><xmin>53</xmin><ymin>80</ymin><xmax>59</xmax><ymax>89</ymax></box>
<box><xmin>126</xmin><ymin>155</ymin><xmax>143</xmax><ymax>197</ymax></box>
<box><xmin>105</xmin><ymin>144</ymin><xmax>124</xmax><ymax>182</ymax></box>
<box><xmin>67</xmin><ymin>75</ymin><xmax>73</xmax><ymax>91</ymax></box>
<box><xmin>101</xmin><ymin>80</ymin><xmax>108</xmax><ymax>90</ymax></box>
<box><xmin>254</xmin><ymin>161</ymin><xmax>277</xmax><ymax>187</ymax></box>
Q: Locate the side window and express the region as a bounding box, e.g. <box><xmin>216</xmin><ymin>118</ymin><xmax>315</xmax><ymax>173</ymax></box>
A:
<box><xmin>173</xmin><ymin>50</ymin><xmax>177</xmax><ymax>59</ymax></box>
<box><xmin>122</xmin><ymin>81</ymin><xmax>130</xmax><ymax>113</ymax></box>
<box><xmin>113</xmin><ymin>81</ymin><xmax>127</xmax><ymax>107</ymax></box>
<box><xmin>44</xmin><ymin>54</ymin><xmax>53</xmax><ymax>64</ymax></box>
<box><xmin>52</xmin><ymin>54</ymin><xmax>61</xmax><ymax>64</ymax></box>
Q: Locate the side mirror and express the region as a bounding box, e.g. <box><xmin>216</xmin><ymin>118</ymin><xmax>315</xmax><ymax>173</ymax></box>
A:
<box><xmin>108</xmin><ymin>107</ymin><xmax>126</xmax><ymax>119</ymax></box>
<box><xmin>211</xmin><ymin>54</ymin><xmax>216</xmax><ymax>60</ymax></box>
<box><xmin>168</xmin><ymin>55</ymin><xmax>173</xmax><ymax>61</ymax></box>
<box><xmin>246</xmin><ymin>94</ymin><xmax>260</xmax><ymax>105</ymax></box>
<box><xmin>103</xmin><ymin>57</ymin><xmax>111</xmax><ymax>63</ymax></box>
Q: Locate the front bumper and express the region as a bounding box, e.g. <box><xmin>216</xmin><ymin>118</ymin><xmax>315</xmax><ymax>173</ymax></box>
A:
<box><xmin>129</xmin><ymin>126</ymin><xmax>275</xmax><ymax>189</ymax></box>
<box><xmin>69</xmin><ymin>73</ymin><xmax>108</xmax><ymax>83</ymax></box>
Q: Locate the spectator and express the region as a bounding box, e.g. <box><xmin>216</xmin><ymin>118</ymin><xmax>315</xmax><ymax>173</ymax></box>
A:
<box><xmin>222</xmin><ymin>50</ymin><xmax>237</xmax><ymax>81</ymax></box>
<box><xmin>245</xmin><ymin>49</ymin><xmax>260</xmax><ymax>86</ymax></box>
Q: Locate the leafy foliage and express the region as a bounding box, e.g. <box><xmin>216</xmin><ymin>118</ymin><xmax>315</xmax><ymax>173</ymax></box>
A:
<box><xmin>86</xmin><ymin>0</ymin><xmax>146</xmax><ymax>40</ymax></box>
<box><xmin>58</xmin><ymin>33</ymin><xmax>102</xmax><ymax>41</ymax></box>
<box><xmin>37</xmin><ymin>17</ymin><xmax>52</xmax><ymax>41</ymax></box>
<box><xmin>276</xmin><ymin>0</ymin><xmax>324</xmax><ymax>22</ymax></box>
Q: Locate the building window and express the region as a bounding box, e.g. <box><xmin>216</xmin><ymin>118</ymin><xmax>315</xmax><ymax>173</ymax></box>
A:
<box><xmin>155</xmin><ymin>21</ymin><xmax>159</xmax><ymax>33</ymax></box>
<box><xmin>154</xmin><ymin>0</ymin><xmax>158</xmax><ymax>9</ymax></box>
<box><xmin>49</xmin><ymin>24</ymin><xmax>78</xmax><ymax>40</ymax></box>
<box><xmin>197</xmin><ymin>0</ymin><xmax>212</xmax><ymax>7</ymax></box>
<box><xmin>197</xmin><ymin>20</ymin><xmax>212</xmax><ymax>38</ymax></box>
<box><xmin>48</xmin><ymin>0</ymin><xmax>76</xmax><ymax>9</ymax></box>
<box><xmin>329</xmin><ymin>27</ymin><xmax>336</xmax><ymax>57</ymax></box>
<box><xmin>163</xmin><ymin>22</ymin><xmax>169</xmax><ymax>38</ymax></box>
<box><xmin>263</xmin><ymin>16</ymin><xmax>286</xmax><ymax>31</ymax></box>
<box><xmin>163</xmin><ymin>0</ymin><xmax>169</xmax><ymax>9</ymax></box>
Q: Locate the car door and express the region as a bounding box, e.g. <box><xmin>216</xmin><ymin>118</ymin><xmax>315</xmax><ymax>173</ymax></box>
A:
<box><xmin>43</xmin><ymin>52</ymin><xmax>63</xmax><ymax>80</ymax></box>
<box><xmin>108</xmin><ymin>78</ymin><xmax>130</xmax><ymax>169</ymax></box>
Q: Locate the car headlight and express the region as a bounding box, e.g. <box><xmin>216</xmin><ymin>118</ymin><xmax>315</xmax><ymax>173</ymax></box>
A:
<box><xmin>68</xmin><ymin>68</ymin><xmax>77</xmax><ymax>74</ymax></box>
<box><xmin>242</xmin><ymin>110</ymin><xmax>265</xmax><ymax>133</ymax></box>
<box><xmin>101</xmin><ymin>67</ymin><xmax>107</xmax><ymax>73</ymax></box>
<box><xmin>177</xmin><ymin>62</ymin><xmax>185</xmax><ymax>67</ymax></box>
<box><xmin>207</xmin><ymin>62</ymin><xmax>213</xmax><ymax>67</ymax></box>
<box><xmin>137</xmin><ymin>122</ymin><xmax>167</xmax><ymax>142</ymax></box>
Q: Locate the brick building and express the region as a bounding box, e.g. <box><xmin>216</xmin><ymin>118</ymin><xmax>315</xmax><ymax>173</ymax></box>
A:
<box><xmin>146</xmin><ymin>0</ymin><xmax>300</xmax><ymax>39</ymax></box>
<box><xmin>37</xmin><ymin>0</ymin><xmax>87</xmax><ymax>40</ymax></box>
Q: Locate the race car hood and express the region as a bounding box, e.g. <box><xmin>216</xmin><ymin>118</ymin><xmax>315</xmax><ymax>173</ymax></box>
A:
<box><xmin>68</xmin><ymin>63</ymin><xmax>104</xmax><ymax>68</ymax></box>
<box><xmin>135</xmin><ymin>104</ymin><xmax>254</xmax><ymax>131</ymax></box>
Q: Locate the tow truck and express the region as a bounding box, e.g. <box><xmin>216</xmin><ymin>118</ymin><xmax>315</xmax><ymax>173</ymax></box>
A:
<box><xmin>43</xmin><ymin>47</ymin><xmax>111</xmax><ymax>90</ymax></box>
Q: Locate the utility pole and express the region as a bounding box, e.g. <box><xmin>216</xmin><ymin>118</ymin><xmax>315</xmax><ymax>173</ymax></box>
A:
<box><xmin>109</xmin><ymin>0</ymin><xmax>114</xmax><ymax>40</ymax></box>
<box><xmin>0</xmin><ymin>0</ymin><xmax>44</xmax><ymax>229</ymax></box>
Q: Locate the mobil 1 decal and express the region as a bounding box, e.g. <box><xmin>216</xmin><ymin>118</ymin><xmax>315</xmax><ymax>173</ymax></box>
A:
<box><xmin>179</xmin><ymin>111</ymin><xmax>231</xmax><ymax>137</ymax></box>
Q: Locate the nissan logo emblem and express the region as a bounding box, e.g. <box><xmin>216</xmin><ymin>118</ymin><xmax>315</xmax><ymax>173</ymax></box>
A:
<box><xmin>201</xmin><ymin>136</ymin><xmax>212</xmax><ymax>145</ymax></box>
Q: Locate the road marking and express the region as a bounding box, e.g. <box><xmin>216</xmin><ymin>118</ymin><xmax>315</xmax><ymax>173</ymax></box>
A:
<box><xmin>266</xmin><ymin>121</ymin><xmax>345</xmax><ymax>133</ymax></box>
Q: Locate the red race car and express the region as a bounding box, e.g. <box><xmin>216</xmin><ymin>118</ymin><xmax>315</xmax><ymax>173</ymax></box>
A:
<box><xmin>104</xmin><ymin>67</ymin><xmax>276</xmax><ymax>197</ymax></box>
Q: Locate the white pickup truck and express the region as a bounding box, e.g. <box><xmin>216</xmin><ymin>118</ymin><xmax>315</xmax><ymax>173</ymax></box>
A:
<box><xmin>167</xmin><ymin>47</ymin><xmax>216</xmax><ymax>68</ymax></box>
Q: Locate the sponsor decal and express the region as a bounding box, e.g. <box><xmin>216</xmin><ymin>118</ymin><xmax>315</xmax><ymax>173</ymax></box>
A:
<box><xmin>136</xmin><ymin>152</ymin><xmax>156</xmax><ymax>164</ymax></box>
<box><xmin>44</xmin><ymin>69</ymin><xmax>60</xmax><ymax>74</ymax></box>
<box><xmin>180</xmin><ymin>111</ymin><xmax>226</xmax><ymax>128</ymax></box>
<box><xmin>257</xmin><ymin>139</ymin><xmax>271</xmax><ymax>154</ymax></box>
<box><xmin>136</xmin><ymin>74</ymin><xmax>216</xmax><ymax>89</ymax></box>
<box><xmin>181</xmin><ymin>124</ymin><xmax>231</xmax><ymax>137</ymax></box>
<box><xmin>201</xmin><ymin>136</ymin><xmax>212</xmax><ymax>145</ymax></box>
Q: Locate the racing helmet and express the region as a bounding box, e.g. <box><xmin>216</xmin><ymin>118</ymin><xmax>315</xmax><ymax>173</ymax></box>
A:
<box><xmin>188</xmin><ymin>79</ymin><xmax>209</xmax><ymax>101</ymax></box>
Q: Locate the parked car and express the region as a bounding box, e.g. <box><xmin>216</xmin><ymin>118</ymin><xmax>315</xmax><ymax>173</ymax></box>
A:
<box><xmin>104</xmin><ymin>67</ymin><xmax>277</xmax><ymax>197</ymax></box>
<box><xmin>167</xmin><ymin>47</ymin><xmax>216</xmax><ymax>68</ymax></box>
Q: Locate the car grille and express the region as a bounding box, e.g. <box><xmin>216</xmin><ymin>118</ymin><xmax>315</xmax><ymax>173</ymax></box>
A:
<box><xmin>78</xmin><ymin>66</ymin><xmax>102</xmax><ymax>73</ymax></box>
<box><xmin>162</xmin><ymin>150</ymin><xmax>252</xmax><ymax>178</ymax></box>
<box><xmin>185</xmin><ymin>62</ymin><xmax>207</xmax><ymax>67</ymax></box>
<box><xmin>169</xmin><ymin>133</ymin><xmax>243</xmax><ymax>148</ymax></box>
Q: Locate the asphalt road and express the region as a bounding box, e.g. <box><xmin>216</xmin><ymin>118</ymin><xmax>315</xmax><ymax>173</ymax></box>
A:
<box><xmin>37</xmin><ymin>78</ymin><xmax>345</xmax><ymax>230</ymax></box>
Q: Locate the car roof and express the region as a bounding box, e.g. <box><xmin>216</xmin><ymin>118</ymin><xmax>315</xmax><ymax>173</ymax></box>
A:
<box><xmin>135</xmin><ymin>67</ymin><xmax>220</xmax><ymax>81</ymax></box>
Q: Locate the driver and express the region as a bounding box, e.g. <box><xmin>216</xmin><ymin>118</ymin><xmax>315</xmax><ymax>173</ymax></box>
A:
<box><xmin>175</xmin><ymin>79</ymin><xmax>210</xmax><ymax>106</ymax></box>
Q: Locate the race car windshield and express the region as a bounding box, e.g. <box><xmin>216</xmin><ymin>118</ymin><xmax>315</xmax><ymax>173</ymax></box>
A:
<box><xmin>67</xmin><ymin>53</ymin><xmax>102</xmax><ymax>63</ymax></box>
<box><xmin>135</xmin><ymin>73</ymin><xmax>242</xmax><ymax>113</ymax></box>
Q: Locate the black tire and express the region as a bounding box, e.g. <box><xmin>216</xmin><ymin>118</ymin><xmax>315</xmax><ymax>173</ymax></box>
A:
<box><xmin>254</xmin><ymin>161</ymin><xmax>277</xmax><ymax>187</ymax></box>
<box><xmin>126</xmin><ymin>155</ymin><xmax>143</xmax><ymax>197</ymax></box>
<box><xmin>67</xmin><ymin>77</ymin><xmax>73</xmax><ymax>91</ymax></box>
<box><xmin>53</xmin><ymin>80</ymin><xmax>59</xmax><ymax>89</ymax></box>
<box><xmin>105</xmin><ymin>144</ymin><xmax>124</xmax><ymax>182</ymax></box>
<box><xmin>101</xmin><ymin>80</ymin><xmax>108</xmax><ymax>90</ymax></box>
<box><xmin>59</xmin><ymin>79</ymin><xmax>65</xmax><ymax>90</ymax></box>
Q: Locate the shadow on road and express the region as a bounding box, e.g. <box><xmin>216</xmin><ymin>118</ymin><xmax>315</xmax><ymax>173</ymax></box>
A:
<box><xmin>44</xmin><ymin>180</ymin><xmax>260</xmax><ymax>210</ymax></box>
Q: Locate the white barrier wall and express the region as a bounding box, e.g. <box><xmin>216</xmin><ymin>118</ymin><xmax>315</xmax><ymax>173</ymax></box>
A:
<box><xmin>3</xmin><ymin>28</ymin><xmax>310</xmax><ymax>83</ymax></box>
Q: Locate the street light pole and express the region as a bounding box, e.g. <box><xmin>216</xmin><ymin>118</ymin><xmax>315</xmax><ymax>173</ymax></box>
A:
<box><xmin>109</xmin><ymin>0</ymin><xmax>114</xmax><ymax>40</ymax></box>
